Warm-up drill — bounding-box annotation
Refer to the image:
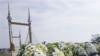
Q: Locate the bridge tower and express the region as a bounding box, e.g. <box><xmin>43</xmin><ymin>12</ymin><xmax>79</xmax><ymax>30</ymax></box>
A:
<box><xmin>7</xmin><ymin>4</ymin><xmax>32</xmax><ymax>51</ymax></box>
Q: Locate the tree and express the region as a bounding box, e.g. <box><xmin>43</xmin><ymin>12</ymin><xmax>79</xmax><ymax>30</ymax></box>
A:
<box><xmin>91</xmin><ymin>34</ymin><xmax>100</xmax><ymax>44</ymax></box>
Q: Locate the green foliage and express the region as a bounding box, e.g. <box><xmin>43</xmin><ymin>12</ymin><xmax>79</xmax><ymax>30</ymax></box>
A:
<box><xmin>20</xmin><ymin>44</ymin><xmax>26</xmax><ymax>50</ymax></box>
<box><xmin>96</xmin><ymin>44</ymin><xmax>100</xmax><ymax>55</ymax></box>
<box><xmin>17</xmin><ymin>44</ymin><xmax>26</xmax><ymax>56</ymax></box>
<box><xmin>62</xmin><ymin>45</ymin><xmax>73</xmax><ymax>56</ymax></box>
<box><xmin>56</xmin><ymin>50</ymin><xmax>65</xmax><ymax>56</ymax></box>
<box><xmin>53</xmin><ymin>42</ymin><xmax>59</xmax><ymax>48</ymax></box>
<box><xmin>47</xmin><ymin>43</ymin><xmax>57</xmax><ymax>56</ymax></box>
<box><xmin>60</xmin><ymin>43</ymin><xmax>73</xmax><ymax>56</ymax></box>
<box><xmin>80</xmin><ymin>43</ymin><xmax>86</xmax><ymax>51</ymax></box>
<box><xmin>35</xmin><ymin>44</ymin><xmax>48</xmax><ymax>54</ymax></box>
<box><xmin>91</xmin><ymin>34</ymin><xmax>100</xmax><ymax>44</ymax></box>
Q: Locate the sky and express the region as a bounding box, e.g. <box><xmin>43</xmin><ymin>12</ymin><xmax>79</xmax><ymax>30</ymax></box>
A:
<box><xmin>1</xmin><ymin>0</ymin><xmax>100</xmax><ymax>48</ymax></box>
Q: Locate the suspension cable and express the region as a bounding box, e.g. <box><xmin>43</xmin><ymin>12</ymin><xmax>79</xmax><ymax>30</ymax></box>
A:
<box><xmin>25</xmin><ymin>31</ymin><xmax>29</xmax><ymax>44</ymax></box>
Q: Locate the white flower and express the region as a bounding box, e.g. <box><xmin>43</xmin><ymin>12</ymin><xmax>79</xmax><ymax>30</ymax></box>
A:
<box><xmin>23</xmin><ymin>43</ymin><xmax>47</xmax><ymax>56</ymax></box>
<box><xmin>58</xmin><ymin>42</ymin><xmax>66</xmax><ymax>50</ymax></box>
<box><xmin>73</xmin><ymin>44</ymin><xmax>88</xmax><ymax>56</ymax></box>
<box><xmin>52</xmin><ymin>48</ymin><xmax>65</xmax><ymax>56</ymax></box>
<box><xmin>85</xmin><ymin>43</ymin><xmax>98</xmax><ymax>56</ymax></box>
<box><xmin>34</xmin><ymin>50</ymin><xmax>46</xmax><ymax>56</ymax></box>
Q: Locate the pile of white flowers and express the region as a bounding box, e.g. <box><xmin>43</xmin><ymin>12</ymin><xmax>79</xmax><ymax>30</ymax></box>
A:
<box><xmin>73</xmin><ymin>44</ymin><xmax>88</xmax><ymax>56</ymax></box>
<box><xmin>52</xmin><ymin>48</ymin><xmax>65</xmax><ymax>56</ymax></box>
<box><xmin>17</xmin><ymin>42</ymin><xmax>99</xmax><ymax>56</ymax></box>
<box><xmin>85</xmin><ymin>43</ymin><xmax>99</xmax><ymax>56</ymax></box>
<box><xmin>17</xmin><ymin>43</ymin><xmax>48</xmax><ymax>56</ymax></box>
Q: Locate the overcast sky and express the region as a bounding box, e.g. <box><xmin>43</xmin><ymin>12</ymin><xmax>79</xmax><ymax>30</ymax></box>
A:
<box><xmin>1</xmin><ymin>0</ymin><xmax>100</xmax><ymax>48</ymax></box>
